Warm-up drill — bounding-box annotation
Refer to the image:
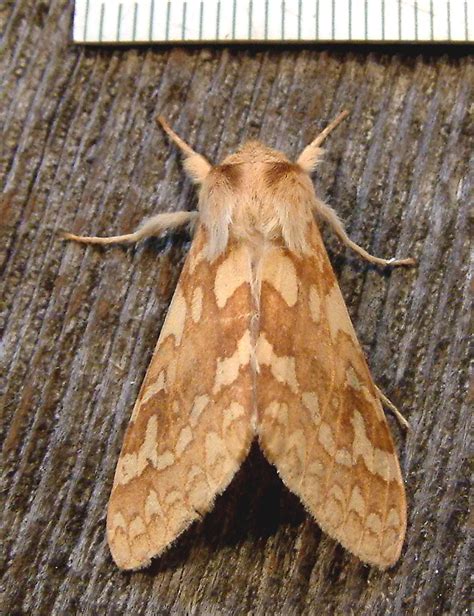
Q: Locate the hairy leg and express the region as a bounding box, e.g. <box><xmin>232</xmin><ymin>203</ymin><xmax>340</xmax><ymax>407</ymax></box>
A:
<box><xmin>61</xmin><ymin>211</ymin><xmax>198</xmax><ymax>245</ymax></box>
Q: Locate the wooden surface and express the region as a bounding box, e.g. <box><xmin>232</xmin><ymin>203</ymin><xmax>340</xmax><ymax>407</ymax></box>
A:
<box><xmin>1</xmin><ymin>2</ymin><xmax>472</xmax><ymax>614</ymax></box>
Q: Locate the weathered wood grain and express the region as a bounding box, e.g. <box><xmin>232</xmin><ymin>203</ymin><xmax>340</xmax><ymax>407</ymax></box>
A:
<box><xmin>0</xmin><ymin>2</ymin><xmax>471</xmax><ymax>614</ymax></box>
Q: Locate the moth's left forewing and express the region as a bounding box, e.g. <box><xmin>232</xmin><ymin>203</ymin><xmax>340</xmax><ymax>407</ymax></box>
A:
<box><xmin>107</xmin><ymin>227</ymin><xmax>255</xmax><ymax>569</ymax></box>
<box><xmin>256</xmin><ymin>222</ymin><xmax>406</xmax><ymax>569</ymax></box>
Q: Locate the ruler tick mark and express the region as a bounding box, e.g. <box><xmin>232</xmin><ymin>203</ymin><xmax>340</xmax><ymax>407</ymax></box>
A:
<box><xmin>182</xmin><ymin>2</ymin><xmax>187</xmax><ymax>39</ymax></box>
<box><xmin>249</xmin><ymin>0</ymin><xmax>253</xmax><ymax>39</ymax></box>
<box><xmin>99</xmin><ymin>2</ymin><xmax>105</xmax><ymax>42</ymax></box>
<box><xmin>149</xmin><ymin>0</ymin><xmax>154</xmax><ymax>40</ymax></box>
<box><xmin>166</xmin><ymin>1</ymin><xmax>170</xmax><ymax>41</ymax></box>
<box><xmin>84</xmin><ymin>0</ymin><xmax>90</xmax><ymax>41</ymax></box>
<box><xmin>232</xmin><ymin>0</ymin><xmax>236</xmax><ymax>39</ymax></box>
<box><xmin>116</xmin><ymin>3</ymin><xmax>122</xmax><ymax>41</ymax></box>
<box><xmin>133</xmin><ymin>2</ymin><xmax>138</xmax><ymax>42</ymax></box>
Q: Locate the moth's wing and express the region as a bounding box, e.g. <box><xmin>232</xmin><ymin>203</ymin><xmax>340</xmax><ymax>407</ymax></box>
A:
<box><xmin>107</xmin><ymin>227</ymin><xmax>255</xmax><ymax>570</ymax></box>
<box><xmin>256</xmin><ymin>223</ymin><xmax>407</xmax><ymax>569</ymax></box>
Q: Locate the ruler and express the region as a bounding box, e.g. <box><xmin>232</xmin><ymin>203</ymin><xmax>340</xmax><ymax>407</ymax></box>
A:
<box><xmin>74</xmin><ymin>0</ymin><xmax>473</xmax><ymax>44</ymax></box>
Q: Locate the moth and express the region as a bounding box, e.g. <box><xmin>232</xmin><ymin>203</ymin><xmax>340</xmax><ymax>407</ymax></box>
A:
<box><xmin>63</xmin><ymin>111</ymin><xmax>415</xmax><ymax>571</ymax></box>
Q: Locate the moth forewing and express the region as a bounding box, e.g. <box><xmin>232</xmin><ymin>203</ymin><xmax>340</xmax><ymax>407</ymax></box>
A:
<box><xmin>63</xmin><ymin>112</ymin><xmax>413</xmax><ymax>570</ymax></box>
<box><xmin>256</xmin><ymin>224</ymin><xmax>406</xmax><ymax>570</ymax></box>
<box><xmin>107</xmin><ymin>227</ymin><xmax>255</xmax><ymax>570</ymax></box>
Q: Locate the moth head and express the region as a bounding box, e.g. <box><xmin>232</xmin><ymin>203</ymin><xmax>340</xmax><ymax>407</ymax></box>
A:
<box><xmin>221</xmin><ymin>141</ymin><xmax>289</xmax><ymax>166</ymax></box>
<box><xmin>202</xmin><ymin>141</ymin><xmax>317</xmax><ymax>256</ymax></box>
<box><xmin>157</xmin><ymin>114</ymin><xmax>347</xmax><ymax>257</ymax></box>
<box><xmin>204</xmin><ymin>140</ymin><xmax>303</xmax><ymax>201</ymax></box>
<box><xmin>210</xmin><ymin>141</ymin><xmax>315</xmax><ymax>204</ymax></box>
<box><xmin>158</xmin><ymin>110</ymin><xmax>348</xmax><ymax>184</ymax></box>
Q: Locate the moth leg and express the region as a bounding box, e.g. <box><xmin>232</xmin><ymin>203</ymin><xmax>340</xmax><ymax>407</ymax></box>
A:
<box><xmin>60</xmin><ymin>211</ymin><xmax>199</xmax><ymax>245</ymax></box>
<box><xmin>375</xmin><ymin>385</ymin><xmax>410</xmax><ymax>430</ymax></box>
<box><xmin>314</xmin><ymin>200</ymin><xmax>416</xmax><ymax>267</ymax></box>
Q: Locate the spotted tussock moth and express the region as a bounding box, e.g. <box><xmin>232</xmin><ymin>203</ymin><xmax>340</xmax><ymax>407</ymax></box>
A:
<box><xmin>63</xmin><ymin>111</ymin><xmax>415</xmax><ymax>571</ymax></box>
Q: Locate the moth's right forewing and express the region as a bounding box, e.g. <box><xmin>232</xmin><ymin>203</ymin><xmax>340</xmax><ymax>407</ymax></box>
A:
<box><xmin>256</xmin><ymin>223</ymin><xmax>407</xmax><ymax>570</ymax></box>
<box><xmin>107</xmin><ymin>227</ymin><xmax>255</xmax><ymax>570</ymax></box>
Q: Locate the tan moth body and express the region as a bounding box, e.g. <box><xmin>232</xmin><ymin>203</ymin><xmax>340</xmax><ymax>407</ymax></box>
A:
<box><xmin>64</xmin><ymin>112</ymin><xmax>414</xmax><ymax>571</ymax></box>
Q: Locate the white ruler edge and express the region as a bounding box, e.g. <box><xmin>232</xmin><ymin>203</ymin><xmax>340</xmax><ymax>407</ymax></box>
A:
<box><xmin>74</xmin><ymin>0</ymin><xmax>473</xmax><ymax>44</ymax></box>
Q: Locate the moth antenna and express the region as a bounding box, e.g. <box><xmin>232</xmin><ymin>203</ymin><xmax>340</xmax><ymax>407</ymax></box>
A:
<box><xmin>297</xmin><ymin>110</ymin><xmax>349</xmax><ymax>173</ymax></box>
<box><xmin>156</xmin><ymin>116</ymin><xmax>212</xmax><ymax>183</ymax></box>
<box><xmin>156</xmin><ymin>116</ymin><xmax>198</xmax><ymax>158</ymax></box>
<box><xmin>307</xmin><ymin>110</ymin><xmax>350</xmax><ymax>148</ymax></box>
